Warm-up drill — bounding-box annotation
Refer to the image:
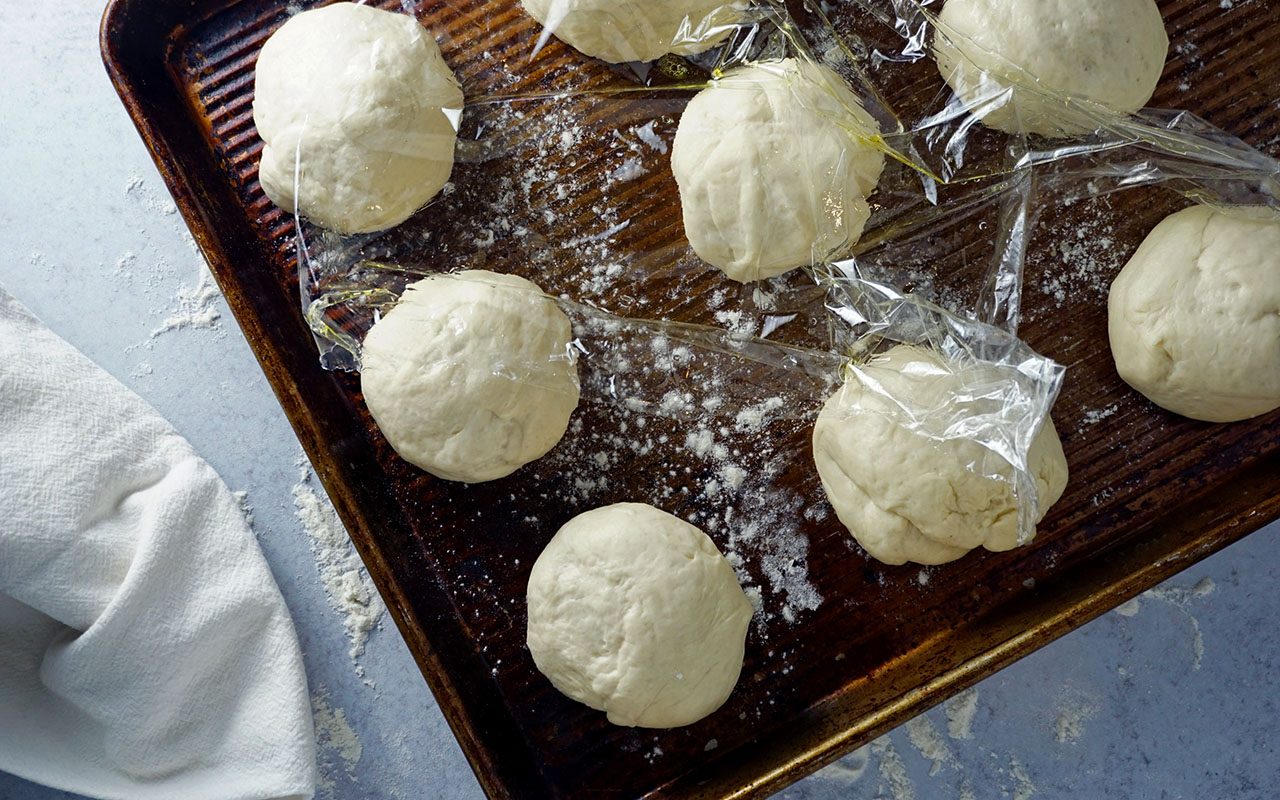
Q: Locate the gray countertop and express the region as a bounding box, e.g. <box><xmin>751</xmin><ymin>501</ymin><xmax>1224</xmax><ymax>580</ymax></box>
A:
<box><xmin>1</xmin><ymin>3</ymin><xmax>1276</xmax><ymax>799</ymax></box>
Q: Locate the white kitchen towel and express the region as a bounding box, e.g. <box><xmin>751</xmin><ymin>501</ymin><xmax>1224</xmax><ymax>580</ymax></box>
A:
<box><xmin>0</xmin><ymin>286</ymin><xmax>316</xmax><ymax>800</ymax></box>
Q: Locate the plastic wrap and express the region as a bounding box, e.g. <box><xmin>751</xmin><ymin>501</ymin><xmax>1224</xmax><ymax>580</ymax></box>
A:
<box><xmin>820</xmin><ymin>270</ymin><xmax>1064</xmax><ymax>542</ymax></box>
<box><xmin>282</xmin><ymin>0</ymin><xmax>1279</xmax><ymax>557</ymax></box>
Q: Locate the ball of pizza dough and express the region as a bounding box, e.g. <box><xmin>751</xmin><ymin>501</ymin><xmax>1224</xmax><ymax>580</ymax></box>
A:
<box><xmin>253</xmin><ymin>2</ymin><xmax>463</xmax><ymax>233</ymax></box>
<box><xmin>360</xmin><ymin>271</ymin><xmax>579</xmax><ymax>483</ymax></box>
<box><xmin>526</xmin><ymin>503</ymin><xmax>753</xmax><ymax>728</ymax></box>
<box><xmin>671</xmin><ymin>58</ymin><xmax>885</xmax><ymax>283</ymax></box>
<box><xmin>934</xmin><ymin>0</ymin><xmax>1168</xmax><ymax>136</ymax></box>
<box><xmin>812</xmin><ymin>346</ymin><xmax>1069</xmax><ymax>566</ymax></box>
<box><xmin>521</xmin><ymin>0</ymin><xmax>742</xmax><ymax>63</ymax></box>
<box><xmin>1108</xmin><ymin>205</ymin><xmax>1280</xmax><ymax>422</ymax></box>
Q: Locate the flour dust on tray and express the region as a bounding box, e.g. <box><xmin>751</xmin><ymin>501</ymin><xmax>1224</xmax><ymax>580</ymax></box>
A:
<box><xmin>535</xmin><ymin>314</ymin><xmax>830</xmax><ymax>633</ymax></box>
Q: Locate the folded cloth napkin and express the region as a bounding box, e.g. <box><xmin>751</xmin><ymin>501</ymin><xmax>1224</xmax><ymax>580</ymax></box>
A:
<box><xmin>0</xmin><ymin>286</ymin><xmax>316</xmax><ymax>800</ymax></box>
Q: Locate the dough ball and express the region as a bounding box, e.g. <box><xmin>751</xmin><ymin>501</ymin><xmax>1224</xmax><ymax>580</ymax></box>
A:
<box><xmin>812</xmin><ymin>346</ymin><xmax>1068</xmax><ymax>566</ymax></box>
<box><xmin>360</xmin><ymin>271</ymin><xmax>579</xmax><ymax>483</ymax></box>
<box><xmin>672</xmin><ymin>58</ymin><xmax>884</xmax><ymax>283</ymax></box>
<box><xmin>521</xmin><ymin>0</ymin><xmax>742</xmax><ymax>64</ymax></box>
<box><xmin>1108</xmin><ymin>205</ymin><xmax>1280</xmax><ymax>422</ymax></box>
<box><xmin>934</xmin><ymin>0</ymin><xmax>1168</xmax><ymax>136</ymax></box>
<box><xmin>526</xmin><ymin>503</ymin><xmax>753</xmax><ymax>728</ymax></box>
<box><xmin>253</xmin><ymin>3</ymin><xmax>463</xmax><ymax>234</ymax></box>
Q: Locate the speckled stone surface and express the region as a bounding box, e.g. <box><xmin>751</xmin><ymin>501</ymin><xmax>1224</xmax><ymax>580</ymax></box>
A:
<box><xmin>1</xmin><ymin>4</ymin><xmax>1276</xmax><ymax>799</ymax></box>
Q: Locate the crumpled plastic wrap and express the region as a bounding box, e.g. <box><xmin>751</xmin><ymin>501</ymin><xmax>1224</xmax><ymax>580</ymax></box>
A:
<box><xmin>286</xmin><ymin>0</ymin><xmax>1279</xmax><ymax>553</ymax></box>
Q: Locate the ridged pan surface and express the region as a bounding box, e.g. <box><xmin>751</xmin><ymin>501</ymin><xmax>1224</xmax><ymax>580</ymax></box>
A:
<box><xmin>103</xmin><ymin>0</ymin><xmax>1280</xmax><ymax>797</ymax></box>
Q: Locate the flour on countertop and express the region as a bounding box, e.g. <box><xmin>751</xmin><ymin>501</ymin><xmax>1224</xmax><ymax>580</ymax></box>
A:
<box><xmin>1009</xmin><ymin>757</ymin><xmax>1036</xmax><ymax>800</ymax></box>
<box><xmin>312</xmin><ymin>690</ymin><xmax>363</xmax><ymax>798</ymax></box>
<box><xmin>124</xmin><ymin>173</ymin><xmax>178</xmax><ymax>217</ymax></box>
<box><xmin>231</xmin><ymin>489</ymin><xmax>255</xmax><ymax>529</ymax></box>
<box><xmin>871</xmin><ymin>737</ymin><xmax>916</xmax><ymax>800</ymax></box>
<box><xmin>1143</xmin><ymin>577</ymin><xmax>1216</xmax><ymax>670</ymax></box>
<box><xmin>944</xmin><ymin>688</ymin><xmax>980</xmax><ymax>740</ymax></box>
<box><xmin>292</xmin><ymin>460</ymin><xmax>386</xmax><ymax>677</ymax></box>
<box><xmin>1114</xmin><ymin>597</ymin><xmax>1141</xmax><ymax>617</ymax></box>
<box><xmin>905</xmin><ymin>715</ymin><xmax>955</xmax><ymax>776</ymax></box>
<box><xmin>1053</xmin><ymin>697</ymin><xmax>1098</xmax><ymax>744</ymax></box>
<box><xmin>148</xmin><ymin>244</ymin><xmax>223</xmax><ymax>340</ymax></box>
<box><xmin>815</xmin><ymin>744</ymin><xmax>870</xmax><ymax>783</ymax></box>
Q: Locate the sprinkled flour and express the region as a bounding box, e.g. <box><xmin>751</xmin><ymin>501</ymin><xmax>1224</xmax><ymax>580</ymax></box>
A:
<box><xmin>904</xmin><ymin>715</ymin><xmax>955</xmax><ymax>776</ymax></box>
<box><xmin>1141</xmin><ymin>577</ymin><xmax>1216</xmax><ymax>670</ymax></box>
<box><xmin>815</xmin><ymin>744</ymin><xmax>870</xmax><ymax>783</ymax></box>
<box><xmin>536</xmin><ymin>311</ymin><xmax>830</xmax><ymax>630</ymax></box>
<box><xmin>1009</xmin><ymin>757</ymin><xmax>1037</xmax><ymax>800</ymax></box>
<box><xmin>1034</xmin><ymin>197</ymin><xmax>1122</xmax><ymax>310</ymax></box>
<box><xmin>1053</xmin><ymin>696</ymin><xmax>1098</xmax><ymax>744</ymax></box>
<box><xmin>292</xmin><ymin>459</ymin><xmax>385</xmax><ymax>676</ymax></box>
<box><xmin>944</xmin><ymin>688</ymin><xmax>980</xmax><ymax>740</ymax></box>
<box><xmin>312</xmin><ymin>690</ymin><xmax>363</xmax><ymax>798</ymax></box>
<box><xmin>871</xmin><ymin>737</ymin><xmax>916</xmax><ymax>800</ymax></box>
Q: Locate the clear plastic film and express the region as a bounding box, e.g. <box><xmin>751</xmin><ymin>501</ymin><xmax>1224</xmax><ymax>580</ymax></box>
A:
<box><xmin>819</xmin><ymin>269</ymin><xmax>1064</xmax><ymax>545</ymax></box>
<box><xmin>286</xmin><ymin>0</ymin><xmax>1278</xmax><ymax>556</ymax></box>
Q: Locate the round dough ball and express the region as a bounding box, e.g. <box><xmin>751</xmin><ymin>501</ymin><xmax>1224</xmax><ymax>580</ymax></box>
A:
<box><xmin>1108</xmin><ymin>205</ymin><xmax>1280</xmax><ymax>422</ymax></box>
<box><xmin>672</xmin><ymin>58</ymin><xmax>885</xmax><ymax>283</ymax></box>
<box><xmin>360</xmin><ymin>271</ymin><xmax>579</xmax><ymax>483</ymax></box>
<box><xmin>934</xmin><ymin>0</ymin><xmax>1168</xmax><ymax>136</ymax></box>
<box><xmin>812</xmin><ymin>346</ymin><xmax>1068</xmax><ymax>566</ymax></box>
<box><xmin>521</xmin><ymin>0</ymin><xmax>742</xmax><ymax>64</ymax></box>
<box><xmin>526</xmin><ymin>503</ymin><xmax>753</xmax><ymax>728</ymax></box>
<box><xmin>253</xmin><ymin>3</ymin><xmax>464</xmax><ymax>234</ymax></box>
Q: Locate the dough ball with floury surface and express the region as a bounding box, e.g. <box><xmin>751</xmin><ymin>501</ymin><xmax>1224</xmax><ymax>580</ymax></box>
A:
<box><xmin>253</xmin><ymin>2</ymin><xmax>463</xmax><ymax>234</ymax></box>
<box><xmin>526</xmin><ymin>502</ymin><xmax>753</xmax><ymax>728</ymax></box>
<box><xmin>359</xmin><ymin>271</ymin><xmax>580</xmax><ymax>483</ymax></box>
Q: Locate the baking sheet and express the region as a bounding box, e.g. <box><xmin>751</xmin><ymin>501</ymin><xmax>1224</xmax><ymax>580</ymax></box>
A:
<box><xmin>102</xmin><ymin>0</ymin><xmax>1280</xmax><ymax>797</ymax></box>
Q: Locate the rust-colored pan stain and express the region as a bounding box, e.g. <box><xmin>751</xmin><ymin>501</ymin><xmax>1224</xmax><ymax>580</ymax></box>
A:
<box><xmin>102</xmin><ymin>1</ymin><xmax>1280</xmax><ymax>798</ymax></box>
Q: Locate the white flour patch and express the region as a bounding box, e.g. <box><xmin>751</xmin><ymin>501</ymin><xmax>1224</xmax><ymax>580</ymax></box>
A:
<box><xmin>871</xmin><ymin>737</ymin><xmax>915</xmax><ymax>800</ymax></box>
<box><xmin>1053</xmin><ymin>694</ymin><xmax>1098</xmax><ymax>744</ymax></box>
<box><xmin>231</xmin><ymin>489</ymin><xmax>255</xmax><ymax>529</ymax></box>
<box><xmin>1009</xmin><ymin>757</ymin><xmax>1036</xmax><ymax>800</ymax></box>
<box><xmin>905</xmin><ymin>715</ymin><xmax>954</xmax><ymax>776</ymax></box>
<box><xmin>312</xmin><ymin>690</ymin><xmax>363</xmax><ymax>798</ymax></box>
<box><xmin>608</xmin><ymin>157</ymin><xmax>646</xmax><ymax>183</ymax></box>
<box><xmin>539</xmin><ymin>313</ymin><xmax>827</xmax><ymax>631</ymax></box>
<box><xmin>149</xmin><ymin>257</ymin><xmax>223</xmax><ymax>339</ymax></box>
<box><xmin>1031</xmin><ymin>196</ymin><xmax>1121</xmax><ymax>314</ymax></box>
<box><xmin>815</xmin><ymin>744</ymin><xmax>870</xmax><ymax>783</ymax></box>
<box><xmin>1080</xmin><ymin>403</ymin><xmax>1119</xmax><ymax>428</ymax></box>
<box><xmin>1114</xmin><ymin>597</ymin><xmax>1141</xmax><ymax>617</ymax></box>
<box><xmin>124</xmin><ymin>173</ymin><xmax>178</xmax><ymax>217</ymax></box>
<box><xmin>944</xmin><ymin>688</ymin><xmax>980</xmax><ymax>740</ymax></box>
<box><xmin>1144</xmin><ymin>577</ymin><xmax>1215</xmax><ymax>670</ymax></box>
<box><xmin>293</xmin><ymin>460</ymin><xmax>386</xmax><ymax>678</ymax></box>
<box><xmin>634</xmin><ymin>120</ymin><xmax>669</xmax><ymax>154</ymax></box>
